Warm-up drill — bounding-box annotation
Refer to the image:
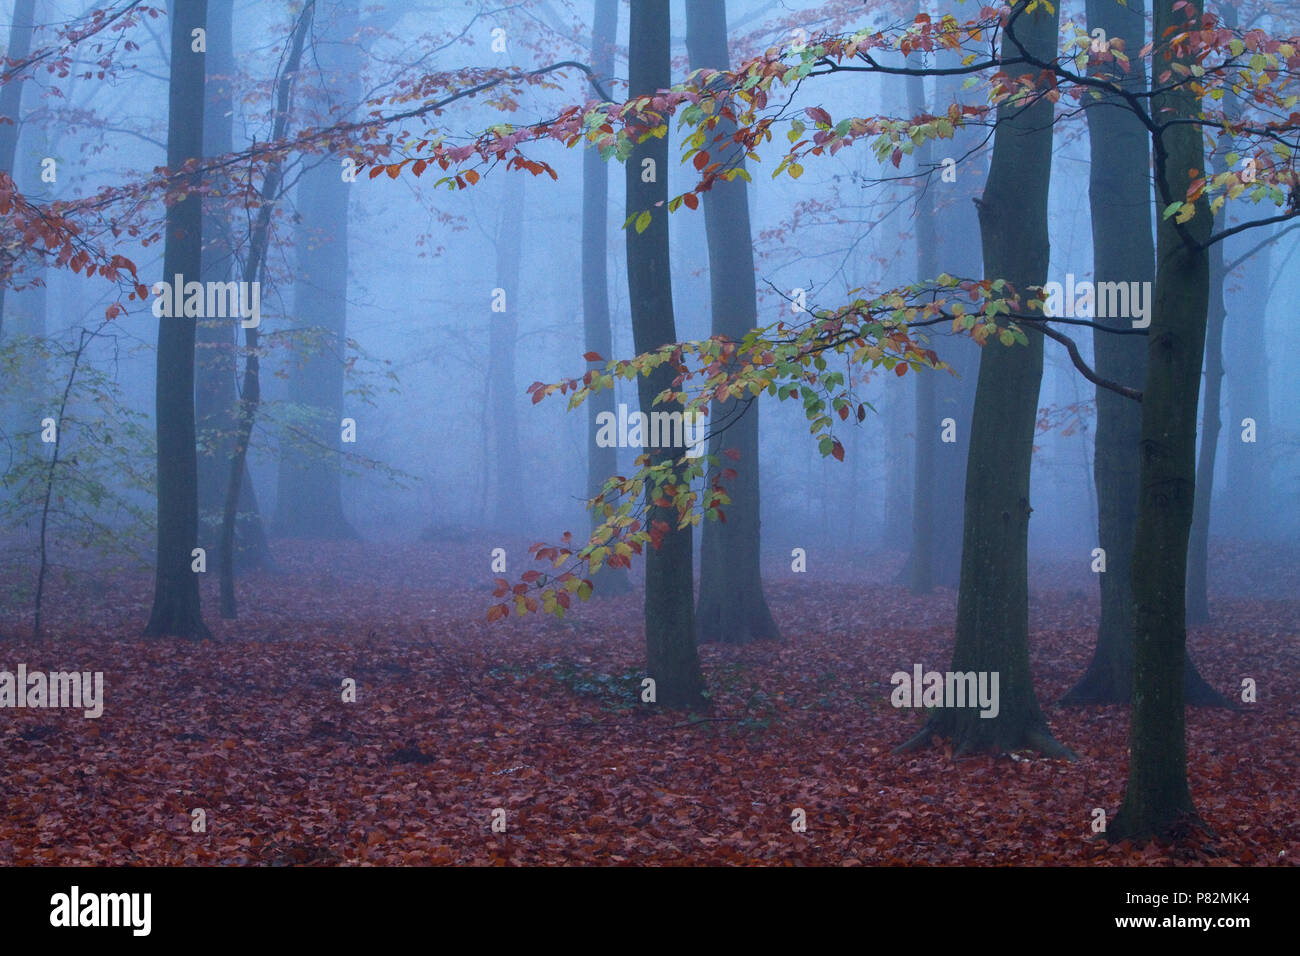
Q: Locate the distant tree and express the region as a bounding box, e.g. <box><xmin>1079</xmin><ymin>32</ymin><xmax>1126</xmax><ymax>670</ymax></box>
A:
<box><xmin>488</xmin><ymin>171</ymin><xmax>528</xmax><ymax>529</ymax></box>
<box><xmin>686</xmin><ymin>0</ymin><xmax>780</xmax><ymax>645</ymax></box>
<box><xmin>196</xmin><ymin>0</ymin><xmax>272</xmax><ymax>571</ymax></box>
<box><xmin>275</xmin><ymin>0</ymin><xmax>361</xmax><ymax>540</ymax></box>
<box><xmin>581</xmin><ymin>0</ymin><xmax>630</xmax><ymax>595</ymax></box>
<box><xmin>907</xmin><ymin>56</ymin><xmax>983</xmax><ymax>593</ymax></box>
<box><xmin>0</xmin><ymin>0</ymin><xmax>37</xmax><ymax>341</ymax></box>
<box><xmin>1065</xmin><ymin>0</ymin><xmax>1224</xmax><ymax>707</ymax></box>
<box><xmin>219</xmin><ymin>0</ymin><xmax>314</xmax><ymax>619</ymax></box>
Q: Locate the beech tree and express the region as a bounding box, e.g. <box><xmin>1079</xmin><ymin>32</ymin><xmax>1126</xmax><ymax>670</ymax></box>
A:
<box><xmin>146</xmin><ymin>0</ymin><xmax>209</xmax><ymax>638</ymax></box>
<box><xmin>275</xmin><ymin>0</ymin><xmax>362</xmax><ymax>540</ymax></box>
<box><xmin>196</xmin><ymin>0</ymin><xmax>272</xmax><ymax>572</ymax></box>
<box><xmin>1064</xmin><ymin>0</ymin><xmax>1223</xmax><ymax>708</ymax></box>
<box><xmin>624</xmin><ymin>0</ymin><xmax>706</xmax><ymax>709</ymax></box>
<box><xmin>687</xmin><ymin>0</ymin><xmax>781</xmax><ymax>645</ymax></box>
<box><xmin>902</xmin><ymin>0</ymin><xmax>1070</xmax><ymax>757</ymax></box>
<box><xmin>580</xmin><ymin>0</ymin><xmax>630</xmax><ymax>595</ymax></box>
<box><xmin>1108</xmin><ymin>0</ymin><xmax>1217</xmax><ymax>840</ymax></box>
<box><xmin>0</xmin><ymin>0</ymin><xmax>37</xmax><ymax>340</ymax></box>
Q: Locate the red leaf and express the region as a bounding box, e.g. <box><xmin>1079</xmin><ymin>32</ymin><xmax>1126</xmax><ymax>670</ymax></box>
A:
<box><xmin>806</xmin><ymin>106</ymin><xmax>832</xmax><ymax>127</ymax></box>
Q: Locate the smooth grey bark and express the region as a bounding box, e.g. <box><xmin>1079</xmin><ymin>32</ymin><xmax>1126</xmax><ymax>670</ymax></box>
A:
<box><xmin>626</xmin><ymin>0</ymin><xmax>706</xmax><ymax>709</ymax></box>
<box><xmin>145</xmin><ymin>0</ymin><xmax>210</xmax><ymax>638</ymax></box>
<box><xmin>899</xmin><ymin>0</ymin><xmax>1070</xmax><ymax>758</ymax></box>
<box><xmin>1222</xmin><ymin>226</ymin><xmax>1272</xmax><ymax>538</ymax></box>
<box><xmin>1186</xmin><ymin>0</ymin><xmax>1241</xmax><ymax>626</ymax></box>
<box><xmin>274</xmin><ymin>0</ymin><xmax>359</xmax><ymax>540</ymax></box>
<box><xmin>0</xmin><ymin>0</ymin><xmax>37</xmax><ymax>340</ymax></box>
<box><xmin>195</xmin><ymin>0</ymin><xmax>271</xmax><ymax>571</ymax></box>
<box><xmin>905</xmin><ymin>58</ymin><xmax>983</xmax><ymax>593</ymax></box>
<box><xmin>1186</xmin><ymin>197</ymin><xmax>1226</xmax><ymax>626</ymax></box>
<box><xmin>1064</xmin><ymin>0</ymin><xmax>1152</xmax><ymax>703</ymax></box>
<box><xmin>219</xmin><ymin>2</ymin><xmax>312</xmax><ymax>619</ymax></box>
<box><xmin>1063</xmin><ymin>0</ymin><xmax>1223</xmax><ymax>708</ymax></box>
<box><xmin>488</xmin><ymin>172</ymin><xmax>527</xmax><ymax>529</ymax></box>
<box><xmin>907</xmin><ymin>66</ymin><xmax>938</xmax><ymax>594</ymax></box>
<box><xmin>581</xmin><ymin>0</ymin><xmax>630</xmax><ymax>595</ymax></box>
<box><xmin>686</xmin><ymin>0</ymin><xmax>779</xmax><ymax>644</ymax></box>
<box><xmin>927</xmin><ymin>71</ymin><xmax>983</xmax><ymax>590</ymax></box>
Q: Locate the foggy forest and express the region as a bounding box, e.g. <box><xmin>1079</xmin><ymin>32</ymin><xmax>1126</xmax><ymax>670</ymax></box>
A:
<box><xmin>0</xmin><ymin>0</ymin><xmax>1297</xmax><ymax>875</ymax></box>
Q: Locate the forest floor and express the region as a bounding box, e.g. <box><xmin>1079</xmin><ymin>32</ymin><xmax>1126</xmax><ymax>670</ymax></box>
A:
<box><xmin>0</xmin><ymin>537</ymin><xmax>1296</xmax><ymax>865</ymax></box>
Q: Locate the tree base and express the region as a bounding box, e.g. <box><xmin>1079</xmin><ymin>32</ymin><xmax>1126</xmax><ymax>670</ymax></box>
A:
<box><xmin>590</xmin><ymin>567</ymin><xmax>633</xmax><ymax>598</ymax></box>
<box><xmin>894</xmin><ymin>718</ymin><xmax>1077</xmax><ymax>760</ymax></box>
<box><xmin>144</xmin><ymin>598</ymin><xmax>211</xmax><ymax>640</ymax></box>
<box><xmin>1105</xmin><ymin>806</ymin><xmax>1210</xmax><ymax>845</ymax></box>
<box><xmin>1060</xmin><ymin>658</ymin><xmax>1233</xmax><ymax>709</ymax></box>
<box><xmin>696</xmin><ymin>591</ymin><xmax>781</xmax><ymax>645</ymax></box>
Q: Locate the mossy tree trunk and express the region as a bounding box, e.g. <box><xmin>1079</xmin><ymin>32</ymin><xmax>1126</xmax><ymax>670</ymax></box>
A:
<box><xmin>1109</xmin><ymin>0</ymin><xmax>1214</xmax><ymax>841</ymax></box>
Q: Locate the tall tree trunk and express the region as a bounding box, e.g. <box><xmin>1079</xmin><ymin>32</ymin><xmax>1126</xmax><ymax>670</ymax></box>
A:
<box><xmin>1109</xmin><ymin>0</ymin><xmax>1213</xmax><ymax>841</ymax></box>
<box><xmin>1185</xmin><ymin>210</ymin><xmax>1226</xmax><ymax>625</ymax></box>
<box><xmin>1063</xmin><ymin>0</ymin><xmax>1223</xmax><ymax>707</ymax></box>
<box><xmin>626</xmin><ymin>0</ymin><xmax>706</xmax><ymax>709</ymax></box>
<box><xmin>195</xmin><ymin>0</ymin><xmax>271</xmax><ymax>571</ymax></box>
<box><xmin>1185</xmin><ymin>0</ymin><xmax>1241</xmax><ymax>626</ymax></box>
<box><xmin>928</xmin><ymin>67</ymin><xmax>983</xmax><ymax>588</ymax></box>
<box><xmin>1064</xmin><ymin>0</ymin><xmax>1152</xmax><ymax>703</ymax></box>
<box><xmin>489</xmin><ymin>172</ymin><xmax>527</xmax><ymax>529</ymax></box>
<box><xmin>1</xmin><ymin>0</ymin><xmax>47</xmax><ymax>445</ymax></box>
<box><xmin>900</xmin><ymin>0</ymin><xmax>1069</xmax><ymax>757</ymax></box>
<box><xmin>581</xmin><ymin>0</ymin><xmax>630</xmax><ymax>595</ymax></box>
<box><xmin>0</xmin><ymin>0</ymin><xmax>37</xmax><ymax>340</ymax></box>
<box><xmin>907</xmin><ymin>66</ymin><xmax>938</xmax><ymax>595</ymax></box>
<box><xmin>904</xmin><ymin>53</ymin><xmax>985</xmax><ymax>592</ymax></box>
<box><xmin>219</xmin><ymin>1</ymin><xmax>312</xmax><ymax>619</ymax></box>
<box><xmin>686</xmin><ymin>0</ymin><xmax>779</xmax><ymax>644</ymax></box>
<box><xmin>274</xmin><ymin>2</ymin><xmax>359</xmax><ymax>540</ymax></box>
<box><xmin>145</xmin><ymin>0</ymin><xmax>210</xmax><ymax>638</ymax></box>
<box><xmin>1222</xmin><ymin>226</ymin><xmax>1272</xmax><ymax>538</ymax></box>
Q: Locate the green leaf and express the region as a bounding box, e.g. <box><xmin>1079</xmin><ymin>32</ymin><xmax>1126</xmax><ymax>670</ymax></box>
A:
<box><xmin>635</xmin><ymin>210</ymin><xmax>652</xmax><ymax>234</ymax></box>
